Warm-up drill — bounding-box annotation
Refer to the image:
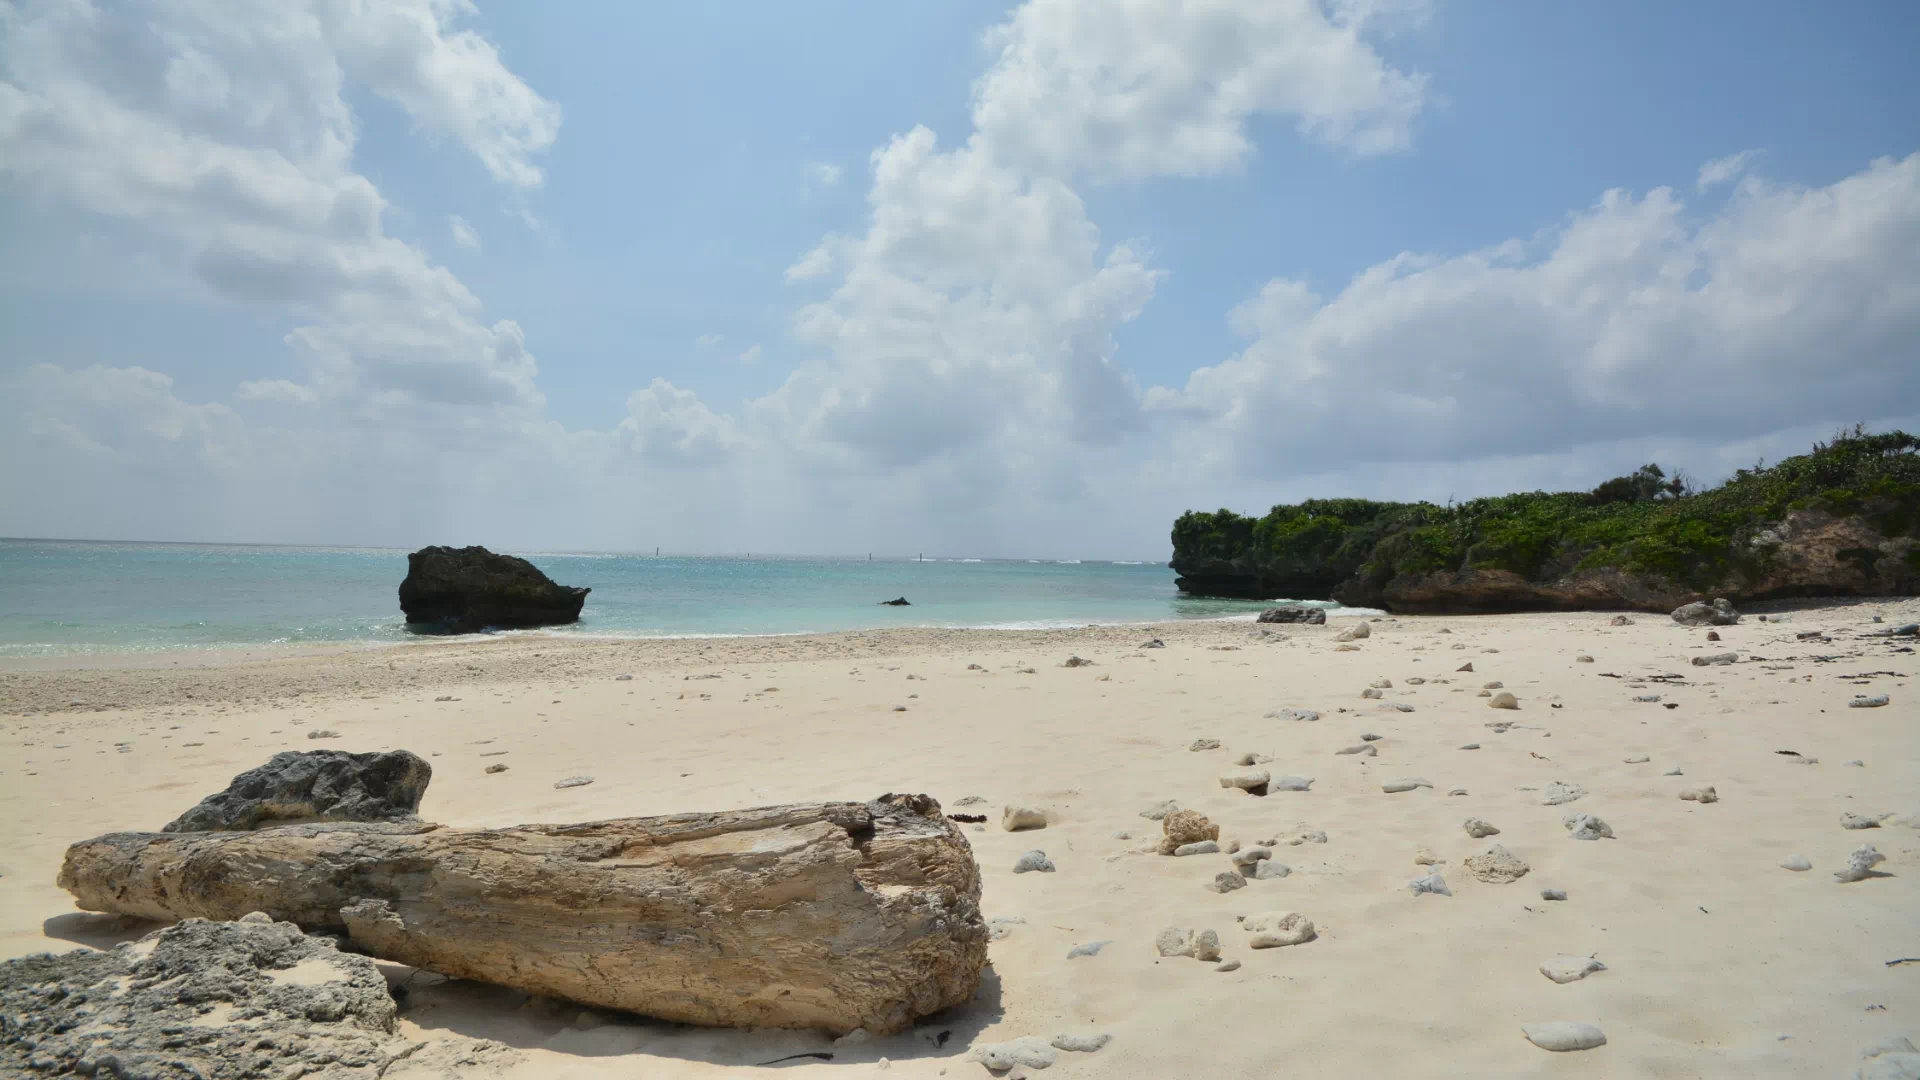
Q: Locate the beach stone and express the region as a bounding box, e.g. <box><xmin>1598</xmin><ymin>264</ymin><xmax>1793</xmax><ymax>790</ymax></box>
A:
<box><xmin>1691</xmin><ymin>652</ymin><xmax>1739</xmax><ymax>667</ymax></box>
<box><xmin>1624</xmin><ymin>754</ymin><xmax>1650</xmax><ymax>763</ymax></box>
<box><xmin>1155</xmin><ymin>926</ymin><xmax>1198</xmax><ymax>957</ymax></box>
<box><xmin>1841</xmin><ymin>812</ymin><xmax>1887</xmax><ymax>830</ymax></box>
<box><xmin>1409</xmin><ymin>871</ymin><xmax>1451</xmax><ymax>896</ymax></box>
<box><xmin>1541</xmin><ymin>781</ymin><xmax>1587</xmax><ymax>806</ymax></box>
<box><xmin>1231</xmin><ymin>846</ymin><xmax>1272</xmax><ymax>868</ymax></box>
<box><xmin>1850</xmin><ymin>694</ymin><xmax>1891</xmax><ymax>708</ymax></box>
<box><xmin>1013</xmin><ymin>850</ymin><xmax>1055</xmax><ymax>874</ymax></box>
<box><xmin>1541</xmin><ymin>955</ymin><xmax>1607</xmax><ymax>984</ymax></box>
<box><xmin>1361</xmin><ymin>687</ymin><xmax>1384</xmax><ymax>699</ymax></box>
<box><xmin>1286</xmin><ymin>829</ymin><xmax>1329</xmax><ymax>845</ymax></box>
<box><xmin>1268</xmin><ymin>707</ymin><xmax>1320</xmax><ymax>723</ymax></box>
<box><xmin>1706</xmin><ymin>630</ymin><xmax>1721</xmax><ymax>641</ymax></box>
<box><xmin>485</xmin><ymin>763</ymin><xmax>508</xmax><ymax>774</ymax></box>
<box><xmin>1483</xmin><ymin>681</ymin><xmax>1504</xmax><ymax>689</ymax></box>
<box><xmin>1382</xmin><ymin>777</ymin><xmax>1432</xmax><ymax>793</ymax></box>
<box><xmin>1575</xmin><ymin>655</ymin><xmax>1594</xmax><ymax>663</ymax></box>
<box><xmin>1051</xmin><ymin>1032</ymin><xmax>1112</xmax><ymax>1054</ymax></box>
<box><xmin>1189</xmin><ymin>738</ymin><xmax>1222</xmax><ymax>751</ymax></box>
<box><xmin>1361</xmin><ymin>732</ymin><xmax>1383</xmax><ymax>741</ymax></box>
<box><xmin>553</xmin><ymin>775</ymin><xmax>595</xmax><ymax>789</ymax></box>
<box><xmin>1220</xmin><ymin>770</ymin><xmax>1271</xmax><ymax>795</ymax></box>
<box><xmin>1610</xmin><ymin>614</ymin><xmax>1634</xmax><ymax>625</ymax></box>
<box><xmin>1414</xmin><ymin>848</ymin><xmax>1441</xmax><ymax>866</ymax></box>
<box><xmin>1664</xmin><ymin>765</ymin><xmax>1684</xmax><ymax>775</ymax></box>
<box><xmin>1140</xmin><ymin>799</ymin><xmax>1179</xmax><ymax>820</ymax></box>
<box><xmin>1463</xmin><ymin>817</ymin><xmax>1501</xmax><ymax>838</ymax></box>
<box><xmin>1064</xmin><ymin>939</ymin><xmax>1110</xmax><ymax>959</ymax></box>
<box><xmin>1335</xmin><ymin>622</ymin><xmax>1371</xmax><ymax>641</ymax></box>
<box><xmin>1336</xmin><ymin>743</ymin><xmax>1378</xmax><ymax>756</ymax></box>
<box><xmin>1173</xmin><ymin>840</ymin><xmax>1221</xmax><ymax>857</ymax></box>
<box><xmin>955</xmin><ymin>795</ymin><xmax>987</xmax><ymax>806</ymax></box>
<box><xmin>162</xmin><ymin>749</ymin><xmax>432</xmax><ymax>832</ymax></box>
<box><xmin>1253</xmin><ymin>860</ymin><xmax>1291</xmax><ymax>880</ymax></box>
<box><xmin>1210</xmin><ymin>871</ymin><xmax>1247</xmax><ymax>894</ymax></box>
<box><xmin>1139</xmin><ymin>638</ymin><xmax>1166</xmax><ymax>648</ymax></box>
<box><xmin>1459</xmin><ymin>743</ymin><xmax>1481</xmax><ymax>751</ymax></box>
<box><xmin>1370</xmin><ymin>678</ymin><xmax>1393</xmax><ymax>689</ymax></box>
<box><xmin>1780</xmin><ymin>855</ymin><xmax>1812</xmax><ymax>871</ymax></box>
<box><xmin>1215</xmin><ymin>960</ymin><xmax>1241</xmax><ymax>972</ymax></box>
<box><xmin>1563</xmin><ymin>813</ymin><xmax>1615</xmax><ymax>840</ymax></box>
<box><xmin>1272</xmin><ymin>774</ymin><xmax>1315</xmax><ymax>792</ymax></box>
<box><xmin>306</xmin><ymin>728</ymin><xmax>341</xmax><ymax>739</ymax></box>
<box><xmin>1379</xmin><ymin>702</ymin><xmax>1415</xmax><ymax>713</ymax></box>
<box><xmin>1540</xmin><ymin>888</ymin><xmax>1567</xmax><ymax>901</ymax></box>
<box><xmin>1680</xmin><ymin>786</ymin><xmax>1718</xmax><ymax>803</ymax></box>
<box><xmin>1406</xmin><ymin>677</ymin><xmax>1427</xmax><ymax>685</ymax></box>
<box><xmin>1489</xmin><ymin>692</ymin><xmax>1520</xmax><ymax>710</ymax></box>
<box><xmin>615</xmin><ymin>673</ymin><xmax>633</xmax><ymax>680</ymax></box>
<box><xmin>973</xmin><ymin>1036</ymin><xmax>1057</xmax><ymax>1071</ymax></box>
<box><xmin>1335</xmin><ymin>643</ymin><xmax>1361</xmax><ymax>651</ymax></box>
<box><xmin>0</xmin><ymin>915</ymin><xmax>428</xmax><ymax>1080</ymax></box>
<box><xmin>1457</xmin><ymin>662</ymin><xmax>1474</xmax><ymax>672</ymax></box>
<box><xmin>1159</xmin><ymin>809</ymin><xmax>1219</xmax><ymax>853</ymax></box>
<box><xmin>1522</xmin><ymin>1021</ymin><xmax>1608</xmax><ymax>1052</ymax></box>
<box><xmin>1003</xmin><ymin>805</ymin><xmax>1049</xmax><ymax>831</ymax></box>
<box><xmin>1448</xmin><ymin>788</ymin><xmax>1469</xmax><ymax>796</ymax></box>
<box><xmin>1190</xmin><ymin>929</ymin><xmax>1222</xmax><ymax>962</ymax></box>
<box><xmin>1835</xmin><ymin>844</ymin><xmax>1886</xmax><ymax>883</ymax></box>
<box><xmin>1062</xmin><ymin>655</ymin><xmax>1094</xmax><ymax>667</ymax></box>
<box><xmin>990</xmin><ymin>917</ymin><xmax>1026</xmax><ymax>940</ymax></box>
<box><xmin>1235</xmin><ymin>751</ymin><xmax>1272</xmax><ymax>766</ymax></box>
<box><xmin>1465</xmin><ymin>844</ymin><xmax>1530</xmax><ymax>884</ymax></box>
<box><xmin>1244</xmin><ymin>911</ymin><xmax>1315</xmax><ymax>948</ymax></box>
<box><xmin>1258</xmin><ymin>606</ymin><xmax>1325</xmax><ymax>624</ymax></box>
<box><xmin>1671</xmin><ymin>597</ymin><xmax>1739</xmax><ymax>626</ymax></box>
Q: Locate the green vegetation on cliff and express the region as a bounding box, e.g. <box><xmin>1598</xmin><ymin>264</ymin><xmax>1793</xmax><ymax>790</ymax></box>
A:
<box><xmin>1171</xmin><ymin>427</ymin><xmax>1920</xmax><ymax>607</ymax></box>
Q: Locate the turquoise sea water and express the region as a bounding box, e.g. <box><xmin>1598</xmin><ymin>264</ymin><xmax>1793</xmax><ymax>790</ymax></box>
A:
<box><xmin>0</xmin><ymin>538</ymin><xmax>1369</xmax><ymax>658</ymax></box>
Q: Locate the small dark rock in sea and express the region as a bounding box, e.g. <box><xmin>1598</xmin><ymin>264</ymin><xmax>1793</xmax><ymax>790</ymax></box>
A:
<box><xmin>880</xmin><ymin>596</ymin><xmax>911</xmax><ymax>606</ymax></box>
<box><xmin>399</xmin><ymin>545</ymin><xmax>588</xmax><ymax>633</ymax></box>
<box><xmin>1257</xmin><ymin>606</ymin><xmax>1327</xmax><ymax>625</ymax></box>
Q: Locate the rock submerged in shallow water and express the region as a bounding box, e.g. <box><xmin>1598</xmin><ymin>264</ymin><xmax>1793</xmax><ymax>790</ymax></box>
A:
<box><xmin>163</xmin><ymin>749</ymin><xmax>431</xmax><ymax>832</ymax></box>
<box><xmin>1522</xmin><ymin>1021</ymin><xmax>1608</xmax><ymax>1052</ymax></box>
<box><xmin>1258</xmin><ymin>606</ymin><xmax>1326</xmax><ymax>624</ymax></box>
<box><xmin>398</xmin><ymin>544</ymin><xmax>588</xmax><ymax>632</ymax></box>
<box><xmin>1671</xmin><ymin>597</ymin><xmax>1739</xmax><ymax>626</ymax></box>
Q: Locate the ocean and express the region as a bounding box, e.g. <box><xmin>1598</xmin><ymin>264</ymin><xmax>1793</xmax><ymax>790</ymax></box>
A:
<box><xmin>0</xmin><ymin>538</ymin><xmax>1370</xmax><ymax>659</ymax></box>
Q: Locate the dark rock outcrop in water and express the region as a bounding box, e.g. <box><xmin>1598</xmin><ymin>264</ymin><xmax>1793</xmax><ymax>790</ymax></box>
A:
<box><xmin>1170</xmin><ymin>429</ymin><xmax>1920</xmax><ymax>614</ymax></box>
<box><xmin>880</xmin><ymin>596</ymin><xmax>911</xmax><ymax>606</ymax></box>
<box><xmin>163</xmin><ymin>750</ymin><xmax>431</xmax><ymax>832</ymax></box>
<box><xmin>0</xmin><ymin>915</ymin><xmax>410</xmax><ymax>1079</ymax></box>
<box><xmin>398</xmin><ymin>544</ymin><xmax>588</xmax><ymax>632</ymax></box>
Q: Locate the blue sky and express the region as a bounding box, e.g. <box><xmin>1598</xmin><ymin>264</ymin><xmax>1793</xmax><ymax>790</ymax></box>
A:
<box><xmin>3</xmin><ymin>1</ymin><xmax>1917</xmax><ymax>556</ymax></box>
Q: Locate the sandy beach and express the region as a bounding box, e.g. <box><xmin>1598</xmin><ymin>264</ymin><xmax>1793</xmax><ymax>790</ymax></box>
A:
<box><xmin>3</xmin><ymin>602</ymin><xmax>1917</xmax><ymax>1077</ymax></box>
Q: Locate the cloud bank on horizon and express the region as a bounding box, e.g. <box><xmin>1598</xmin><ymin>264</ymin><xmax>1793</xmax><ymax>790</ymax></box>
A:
<box><xmin>3</xmin><ymin>0</ymin><xmax>1916</xmax><ymax>557</ymax></box>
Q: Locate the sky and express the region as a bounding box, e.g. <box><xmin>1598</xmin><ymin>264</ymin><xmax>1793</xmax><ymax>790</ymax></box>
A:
<box><xmin>2</xmin><ymin>0</ymin><xmax>1917</xmax><ymax>560</ymax></box>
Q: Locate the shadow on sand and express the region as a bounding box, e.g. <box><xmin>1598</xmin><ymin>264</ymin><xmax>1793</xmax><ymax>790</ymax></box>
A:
<box><xmin>40</xmin><ymin>912</ymin><xmax>165</xmax><ymax>950</ymax></box>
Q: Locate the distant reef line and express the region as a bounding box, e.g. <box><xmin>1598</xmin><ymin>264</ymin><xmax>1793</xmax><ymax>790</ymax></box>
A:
<box><xmin>1169</xmin><ymin>427</ymin><xmax>1920</xmax><ymax>614</ymax></box>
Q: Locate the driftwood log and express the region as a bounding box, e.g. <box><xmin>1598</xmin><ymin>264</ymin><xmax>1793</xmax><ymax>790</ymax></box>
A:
<box><xmin>58</xmin><ymin>793</ymin><xmax>986</xmax><ymax>1035</ymax></box>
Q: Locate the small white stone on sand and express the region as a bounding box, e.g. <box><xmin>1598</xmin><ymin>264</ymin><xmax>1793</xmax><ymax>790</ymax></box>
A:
<box><xmin>1140</xmin><ymin>800</ymin><xmax>1179</xmax><ymax>820</ymax></box>
<box><xmin>972</xmin><ymin>1036</ymin><xmax>1057</xmax><ymax>1071</ymax></box>
<box><xmin>1336</xmin><ymin>622</ymin><xmax>1370</xmax><ymax>641</ymax></box>
<box><xmin>1563</xmin><ymin>813</ymin><xmax>1615</xmax><ymax>840</ymax></box>
<box><xmin>1050</xmin><ymin>1033</ymin><xmax>1111</xmax><ymax>1054</ymax></box>
<box><xmin>1192</xmin><ymin>929</ymin><xmax>1221</xmax><ymax>962</ymax></box>
<box><xmin>1459</xmin><ymin>743</ymin><xmax>1480</xmax><ymax>750</ymax></box>
<box><xmin>1173</xmin><ymin>840</ymin><xmax>1220</xmax><ymax>857</ymax></box>
<box><xmin>834</xmin><ymin>1027</ymin><xmax>871</xmax><ymax>1046</ymax></box>
<box><xmin>1215</xmin><ymin>960</ymin><xmax>1241</xmax><ymax>972</ymax></box>
<box><xmin>1489</xmin><ymin>692</ymin><xmax>1520</xmax><ymax>710</ymax></box>
<box><xmin>1575</xmin><ymin>655</ymin><xmax>1594</xmax><ymax>663</ymax></box>
<box><xmin>1849</xmin><ymin>694</ymin><xmax>1890</xmax><ymax>708</ymax></box>
<box><xmin>1230</xmin><ymin>846</ymin><xmax>1272</xmax><ymax>868</ymax></box>
<box><xmin>989</xmin><ymin>917</ymin><xmax>1026</xmax><ymax>939</ymax></box>
<box><xmin>1834</xmin><ymin>844</ymin><xmax>1886</xmax><ymax>883</ymax></box>
<box><xmin>1463</xmin><ymin>817</ymin><xmax>1501</xmax><ymax>838</ymax></box>
<box><xmin>1013</xmin><ymin>850</ymin><xmax>1055</xmax><ymax>873</ymax></box>
<box><xmin>1522</xmin><ymin>1021</ymin><xmax>1607</xmax><ymax>1052</ymax></box>
<box><xmin>1624</xmin><ymin>754</ymin><xmax>1650</xmax><ymax>764</ymax></box>
<box><xmin>1243</xmin><ymin>911</ymin><xmax>1315</xmax><ymax>948</ymax></box>
<box><xmin>1540</xmin><ymin>888</ymin><xmax>1567</xmax><ymax>901</ymax></box>
<box><xmin>1370</xmin><ymin>678</ymin><xmax>1393</xmax><ymax>689</ymax></box>
<box><xmin>1409</xmin><ymin>871</ymin><xmax>1451</xmax><ymax>896</ymax></box>
<box><xmin>1541</xmin><ymin>781</ymin><xmax>1587</xmax><ymax>806</ymax></box>
<box><xmin>553</xmin><ymin>775</ymin><xmax>594</xmax><ymax>789</ymax></box>
<box><xmin>1268</xmin><ymin>708</ymin><xmax>1320</xmax><ymax>722</ymax></box>
<box><xmin>1465</xmin><ymin>844</ymin><xmax>1530</xmax><ymax>883</ymax></box>
<box><xmin>1189</xmin><ymin>738</ymin><xmax>1221</xmax><ymax>751</ymax></box>
<box><xmin>1065</xmin><ymin>939</ymin><xmax>1110</xmax><ymax>958</ymax></box>
<box><xmin>1378</xmin><ymin>702</ymin><xmax>1415</xmax><ymax>713</ymax></box>
<box><xmin>1272</xmin><ymin>775</ymin><xmax>1314</xmax><ymax>791</ymax></box>
<box><xmin>1336</xmin><ymin>743</ymin><xmax>1377</xmax><ymax>756</ymax></box>
<box><xmin>1483</xmin><ymin>681</ymin><xmax>1504</xmax><ymax>689</ymax></box>
<box><xmin>1003</xmin><ymin>805</ymin><xmax>1049</xmax><ymax>831</ymax></box>
<box><xmin>1155</xmin><ymin>926</ymin><xmax>1196</xmax><ymax>957</ymax></box>
<box><xmin>1540</xmin><ymin>955</ymin><xmax>1607</xmax><ymax>984</ymax></box>
<box><xmin>1841</xmin><ymin>812</ymin><xmax>1887</xmax><ymax>830</ymax></box>
<box><xmin>1220</xmin><ymin>770</ymin><xmax>1270</xmax><ymax>794</ymax></box>
<box><xmin>1382</xmin><ymin>778</ymin><xmax>1432</xmax><ymax>793</ymax></box>
<box><xmin>1361</xmin><ymin>688</ymin><xmax>1384</xmax><ymax>699</ymax></box>
<box><xmin>1691</xmin><ymin>652</ymin><xmax>1739</xmax><ymax>666</ymax></box>
<box><xmin>1360</xmin><ymin>732</ymin><xmax>1383</xmax><ymax>741</ymax></box>
<box><xmin>1663</xmin><ymin>766</ymin><xmax>1684</xmax><ymax>776</ymax></box>
<box><xmin>1779</xmin><ymin>855</ymin><xmax>1812</xmax><ymax>872</ymax></box>
<box><xmin>1680</xmin><ymin>786</ymin><xmax>1718</xmax><ymax>803</ymax></box>
<box><xmin>1253</xmin><ymin>860</ymin><xmax>1291</xmax><ymax>880</ymax></box>
<box><xmin>1414</xmin><ymin>848</ymin><xmax>1441</xmax><ymax>866</ymax></box>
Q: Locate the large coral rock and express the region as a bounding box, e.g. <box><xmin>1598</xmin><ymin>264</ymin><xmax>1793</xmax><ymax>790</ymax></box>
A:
<box><xmin>398</xmin><ymin>545</ymin><xmax>589</xmax><ymax>632</ymax></box>
<box><xmin>60</xmin><ymin>794</ymin><xmax>986</xmax><ymax>1035</ymax></box>
<box><xmin>0</xmin><ymin>915</ymin><xmax>444</xmax><ymax>1079</ymax></box>
<box><xmin>1257</xmin><ymin>606</ymin><xmax>1326</xmax><ymax>624</ymax></box>
<box><xmin>164</xmin><ymin>750</ymin><xmax>431</xmax><ymax>832</ymax></box>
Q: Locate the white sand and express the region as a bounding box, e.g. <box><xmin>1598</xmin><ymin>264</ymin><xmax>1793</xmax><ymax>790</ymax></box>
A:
<box><xmin>3</xmin><ymin>602</ymin><xmax>1917</xmax><ymax>1076</ymax></box>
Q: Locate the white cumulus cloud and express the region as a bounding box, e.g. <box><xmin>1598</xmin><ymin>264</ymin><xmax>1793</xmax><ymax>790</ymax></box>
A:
<box><xmin>448</xmin><ymin>214</ymin><xmax>481</xmax><ymax>250</ymax></box>
<box><xmin>1697</xmin><ymin>149</ymin><xmax>1759</xmax><ymax>191</ymax></box>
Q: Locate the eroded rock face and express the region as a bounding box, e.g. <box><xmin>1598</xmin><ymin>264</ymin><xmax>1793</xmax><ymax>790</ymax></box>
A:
<box><xmin>164</xmin><ymin>750</ymin><xmax>432</xmax><ymax>833</ymax></box>
<box><xmin>0</xmin><ymin>915</ymin><xmax>453</xmax><ymax>1079</ymax></box>
<box><xmin>398</xmin><ymin>545</ymin><xmax>589</xmax><ymax>633</ymax></box>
